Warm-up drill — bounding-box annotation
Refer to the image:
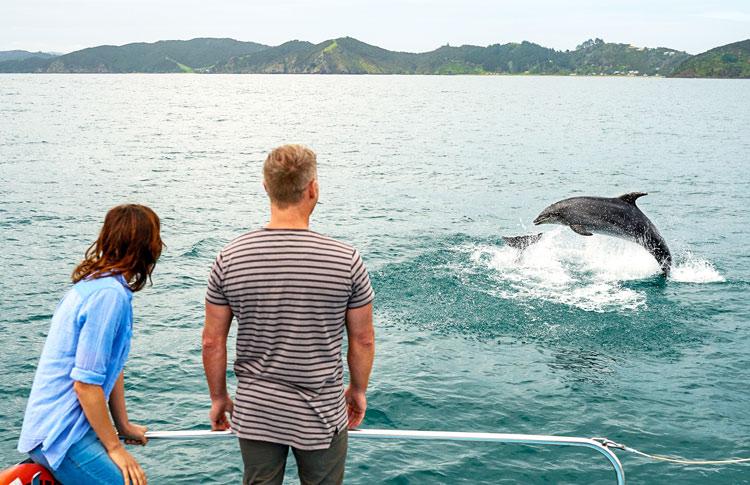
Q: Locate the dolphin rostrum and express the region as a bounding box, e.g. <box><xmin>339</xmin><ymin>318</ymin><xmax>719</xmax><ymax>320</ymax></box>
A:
<box><xmin>504</xmin><ymin>192</ymin><xmax>671</xmax><ymax>275</ymax></box>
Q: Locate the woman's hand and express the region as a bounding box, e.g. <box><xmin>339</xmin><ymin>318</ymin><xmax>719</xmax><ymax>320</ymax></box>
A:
<box><xmin>209</xmin><ymin>394</ymin><xmax>234</xmax><ymax>430</ymax></box>
<box><xmin>118</xmin><ymin>422</ymin><xmax>148</xmax><ymax>446</ymax></box>
<box><xmin>109</xmin><ymin>444</ymin><xmax>147</xmax><ymax>485</ymax></box>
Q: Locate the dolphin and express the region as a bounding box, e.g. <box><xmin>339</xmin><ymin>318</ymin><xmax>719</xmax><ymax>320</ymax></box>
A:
<box><xmin>529</xmin><ymin>192</ymin><xmax>671</xmax><ymax>275</ymax></box>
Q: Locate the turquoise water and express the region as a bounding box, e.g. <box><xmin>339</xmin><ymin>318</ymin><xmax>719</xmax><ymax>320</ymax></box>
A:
<box><xmin>1</xmin><ymin>74</ymin><xmax>749</xmax><ymax>484</ymax></box>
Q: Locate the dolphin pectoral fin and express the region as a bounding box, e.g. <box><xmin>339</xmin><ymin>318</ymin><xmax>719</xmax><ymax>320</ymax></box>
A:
<box><xmin>618</xmin><ymin>192</ymin><xmax>648</xmax><ymax>205</ymax></box>
<box><xmin>570</xmin><ymin>225</ymin><xmax>593</xmax><ymax>236</ymax></box>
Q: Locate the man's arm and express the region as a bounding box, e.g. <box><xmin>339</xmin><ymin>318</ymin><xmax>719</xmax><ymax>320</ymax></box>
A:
<box><xmin>202</xmin><ymin>302</ymin><xmax>234</xmax><ymax>430</ymax></box>
<box><xmin>345</xmin><ymin>303</ymin><xmax>375</xmax><ymax>429</ymax></box>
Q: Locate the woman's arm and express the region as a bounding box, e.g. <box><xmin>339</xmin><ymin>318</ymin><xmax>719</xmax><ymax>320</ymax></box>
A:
<box><xmin>74</xmin><ymin>381</ymin><xmax>147</xmax><ymax>485</ymax></box>
<box><xmin>109</xmin><ymin>371</ymin><xmax>148</xmax><ymax>445</ymax></box>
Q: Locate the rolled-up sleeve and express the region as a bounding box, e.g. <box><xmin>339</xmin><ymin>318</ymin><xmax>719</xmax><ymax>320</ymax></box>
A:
<box><xmin>70</xmin><ymin>288</ymin><xmax>127</xmax><ymax>386</ymax></box>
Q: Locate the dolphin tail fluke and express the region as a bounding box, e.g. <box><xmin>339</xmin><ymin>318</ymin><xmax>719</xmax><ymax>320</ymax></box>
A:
<box><xmin>502</xmin><ymin>233</ymin><xmax>543</xmax><ymax>250</ymax></box>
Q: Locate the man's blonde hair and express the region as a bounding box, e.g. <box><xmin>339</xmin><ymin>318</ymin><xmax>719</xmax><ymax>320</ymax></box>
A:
<box><xmin>263</xmin><ymin>144</ymin><xmax>317</xmax><ymax>207</ymax></box>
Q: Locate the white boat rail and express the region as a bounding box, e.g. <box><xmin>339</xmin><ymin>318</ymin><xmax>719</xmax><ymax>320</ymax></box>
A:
<box><xmin>144</xmin><ymin>428</ymin><xmax>626</xmax><ymax>484</ymax></box>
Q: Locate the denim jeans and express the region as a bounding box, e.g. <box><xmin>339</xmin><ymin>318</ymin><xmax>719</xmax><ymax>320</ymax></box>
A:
<box><xmin>29</xmin><ymin>429</ymin><xmax>124</xmax><ymax>485</ymax></box>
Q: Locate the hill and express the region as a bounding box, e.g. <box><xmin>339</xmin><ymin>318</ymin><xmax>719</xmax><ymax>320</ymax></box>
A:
<box><xmin>669</xmin><ymin>39</ymin><xmax>750</xmax><ymax>78</ymax></box>
<box><xmin>0</xmin><ymin>50</ymin><xmax>57</xmax><ymax>62</ymax></box>
<box><xmin>567</xmin><ymin>38</ymin><xmax>689</xmax><ymax>76</ymax></box>
<box><xmin>214</xmin><ymin>38</ymin><xmax>558</xmax><ymax>74</ymax></box>
<box><xmin>414</xmin><ymin>41</ymin><xmax>565</xmax><ymax>74</ymax></box>
<box><xmin>0</xmin><ymin>38</ymin><xmax>267</xmax><ymax>73</ymax></box>
<box><xmin>211</xmin><ymin>37</ymin><xmax>687</xmax><ymax>75</ymax></box>
<box><xmin>3</xmin><ymin>37</ymin><xmax>748</xmax><ymax>77</ymax></box>
<box><xmin>214</xmin><ymin>37</ymin><xmax>419</xmax><ymax>74</ymax></box>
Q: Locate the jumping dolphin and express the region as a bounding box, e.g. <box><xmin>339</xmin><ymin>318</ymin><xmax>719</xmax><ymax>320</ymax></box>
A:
<box><xmin>507</xmin><ymin>192</ymin><xmax>672</xmax><ymax>275</ymax></box>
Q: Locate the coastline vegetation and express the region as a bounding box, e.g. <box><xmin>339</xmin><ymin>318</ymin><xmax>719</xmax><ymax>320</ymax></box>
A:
<box><xmin>0</xmin><ymin>36</ymin><xmax>747</xmax><ymax>78</ymax></box>
<box><xmin>669</xmin><ymin>39</ymin><xmax>750</xmax><ymax>78</ymax></box>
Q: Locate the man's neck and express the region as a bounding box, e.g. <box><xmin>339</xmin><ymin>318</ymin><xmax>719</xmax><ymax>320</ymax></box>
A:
<box><xmin>266</xmin><ymin>205</ymin><xmax>311</xmax><ymax>230</ymax></box>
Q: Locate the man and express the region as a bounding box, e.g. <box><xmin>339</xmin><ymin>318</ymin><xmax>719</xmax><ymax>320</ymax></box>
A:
<box><xmin>202</xmin><ymin>144</ymin><xmax>375</xmax><ymax>485</ymax></box>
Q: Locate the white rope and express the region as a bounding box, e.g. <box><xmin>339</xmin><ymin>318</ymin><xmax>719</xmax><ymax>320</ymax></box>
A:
<box><xmin>622</xmin><ymin>446</ymin><xmax>750</xmax><ymax>466</ymax></box>
<box><xmin>594</xmin><ymin>438</ymin><xmax>750</xmax><ymax>466</ymax></box>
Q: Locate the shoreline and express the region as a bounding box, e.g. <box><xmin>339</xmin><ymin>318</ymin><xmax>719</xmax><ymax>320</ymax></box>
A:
<box><xmin>0</xmin><ymin>72</ymin><xmax>747</xmax><ymax>79</ymax></box>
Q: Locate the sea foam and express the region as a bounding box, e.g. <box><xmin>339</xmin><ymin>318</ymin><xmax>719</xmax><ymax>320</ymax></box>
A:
<box><xmin>669</xmin><ymin>252</ymin><xmax>725</xmax><ymax>283</ymax></box>
<box><xmin>465</xmin><ymin>228</ymin><xmax>723</xmax><ymax>312</ymax></box>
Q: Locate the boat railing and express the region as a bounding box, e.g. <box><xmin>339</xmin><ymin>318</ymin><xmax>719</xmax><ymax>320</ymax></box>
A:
<box><xmin>145</xmin><ymin>428</ymin><xmax>626</xmax><ymax>484</ymax></box>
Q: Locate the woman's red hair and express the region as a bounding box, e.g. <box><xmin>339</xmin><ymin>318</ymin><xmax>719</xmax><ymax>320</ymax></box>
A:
<box><xmin>72</xmin><ymin>204</ymin><xmax>164</xmax><ymax>292</ymax></box>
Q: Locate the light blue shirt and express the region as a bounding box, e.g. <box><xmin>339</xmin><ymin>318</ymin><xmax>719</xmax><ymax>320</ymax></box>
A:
<box><xmin>17</xmin><ymin>275</ymin><xmax>133</xmax><ymax>470</ymax></box>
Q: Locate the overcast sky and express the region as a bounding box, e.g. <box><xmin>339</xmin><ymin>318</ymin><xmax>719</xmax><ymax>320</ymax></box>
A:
<box><xmin>2</xmin><ymin>0</ymin><xmax>749</xmax><ymax>55</ymax></box>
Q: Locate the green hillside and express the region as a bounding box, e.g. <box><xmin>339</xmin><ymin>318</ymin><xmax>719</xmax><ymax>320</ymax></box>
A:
<box><xmin>412</xmin><ymin>42</ymin><xmax>564</xmax><ymax>74</ymax></box>
<box><xmin>567</xmin><ymin>38</ymin><xmax>689</xmax><ymax>75</ymax></box>
<box><xmin>0</xmin><ymin>50</ymin><xmax>56</xmax><ymax>62</ymax></box>
<box><xmin>215</xmin><ymin>38</ymin><xmax>419</xmax><ymax>74</ymax></box>
<box><xmin>294</xmin><ymin>37</ymin><xmax>419</xmax><ymax>74</ymax></box>
<box><xmin>469</xmin><ymin>42</ymin><xmax>566</xmax><ymax>73</ymax></box>
<box><xmin>215</xmin><ymin>41</ymin><xmax>315</xmax><ymax>73</ymax></box>
<box><xmin>670</xmin><ymin>39</ymin><xmax>750</xmax><ymax>78</ymax></box>
<box><xmin>411</xmin><ymin>45</ymin><xmax>487</xmax><ymax>74</ymax></box>
<box><xmin>0</xmin><ymin>56</ymin><xmax>53</xmax><ymax>73</ymax></box>
<box><xmin>212</xmin><ymin>37</ymin><xmax>687</xmax><ymax>75</ymax></box>
<box><xmin>2</xmin><ymin>37</ymin><xmax>748</xmax><ymax>77</ymax></box>
<box><xmin>0</xmin><ymin>38</ymin><xmax>267</xmax><ymax>73</ymax></box>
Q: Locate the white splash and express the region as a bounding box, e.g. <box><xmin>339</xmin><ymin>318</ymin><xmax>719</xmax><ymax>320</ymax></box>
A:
<box><xmin>462</xmin><ymin>228</ymin><xmax>722</xmax><ymax>312</ymax></box>
<box><xmin>669</xmin><ymin>252</ymin><xmax>725</xmax><ymax>283</ymax></box>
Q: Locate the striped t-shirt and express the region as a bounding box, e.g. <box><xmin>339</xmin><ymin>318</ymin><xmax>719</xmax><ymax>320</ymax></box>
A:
<box><xmin>206</xmin><ymin>228</ymin><xmax>374</xmax><ymax>450</ymax></box>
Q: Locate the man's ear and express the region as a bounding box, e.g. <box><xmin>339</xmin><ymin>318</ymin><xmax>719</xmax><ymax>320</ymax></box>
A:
<box><xmin>262</xmin><ymin>181</ymin><xmax>269</xmax><ymax>194</ymax></box>
<box><xmin>308</xmin><ymin>179</ymin><xmax>318</xmax><ymax>199</ymax></box>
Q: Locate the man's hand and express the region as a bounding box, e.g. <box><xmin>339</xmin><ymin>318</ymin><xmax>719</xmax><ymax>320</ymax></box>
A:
<box><xmin>345</xmin><ymin>385</ymin><xmax>367</xmax><ymax>429</ymax></box>
<box><xmin>109</xmin><ymin>444</ymin><xmax>147</xmax><ymax>485</ymax></box>
<box><xmin>209</xmin><ymin>394</ymin><xmax>234</xmax><ymax>430</ymax></box>
<box><xmin>118</xmin><ymin>422</ymin><xmax>148</xmax><ymax>446</ymax></box>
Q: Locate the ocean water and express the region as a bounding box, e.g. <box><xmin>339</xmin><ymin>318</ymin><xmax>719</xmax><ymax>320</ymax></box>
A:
<box><xmin>1</xmin><ymin>74</ymin><xmax>749</xmax><ymax>484</ymax></box>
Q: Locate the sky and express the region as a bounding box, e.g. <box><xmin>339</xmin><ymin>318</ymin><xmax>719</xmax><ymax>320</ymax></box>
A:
<box><xmin>2</xmin><ymin>0</ymin><xmax>749</xmax><ymax>55</ymax></box>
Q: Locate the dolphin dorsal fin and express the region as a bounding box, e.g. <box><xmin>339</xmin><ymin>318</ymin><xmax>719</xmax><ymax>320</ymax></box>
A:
<box><xmin>619</xmin><ymin>192</ymin><xmax>648</xmax><ymax>205</ymax></box>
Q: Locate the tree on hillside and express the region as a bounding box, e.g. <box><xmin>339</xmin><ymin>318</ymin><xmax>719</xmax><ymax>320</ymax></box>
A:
<box><xmin>577</xmin><ymin>38</ymin><xmax>605</xmax><ymax>50</ymax></box>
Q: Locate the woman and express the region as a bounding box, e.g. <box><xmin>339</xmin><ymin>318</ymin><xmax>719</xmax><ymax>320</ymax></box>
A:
<box><xmin>17</xmin><ymin>204</ymin><xmax>164</xmax><ymax>485</ymax></box>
